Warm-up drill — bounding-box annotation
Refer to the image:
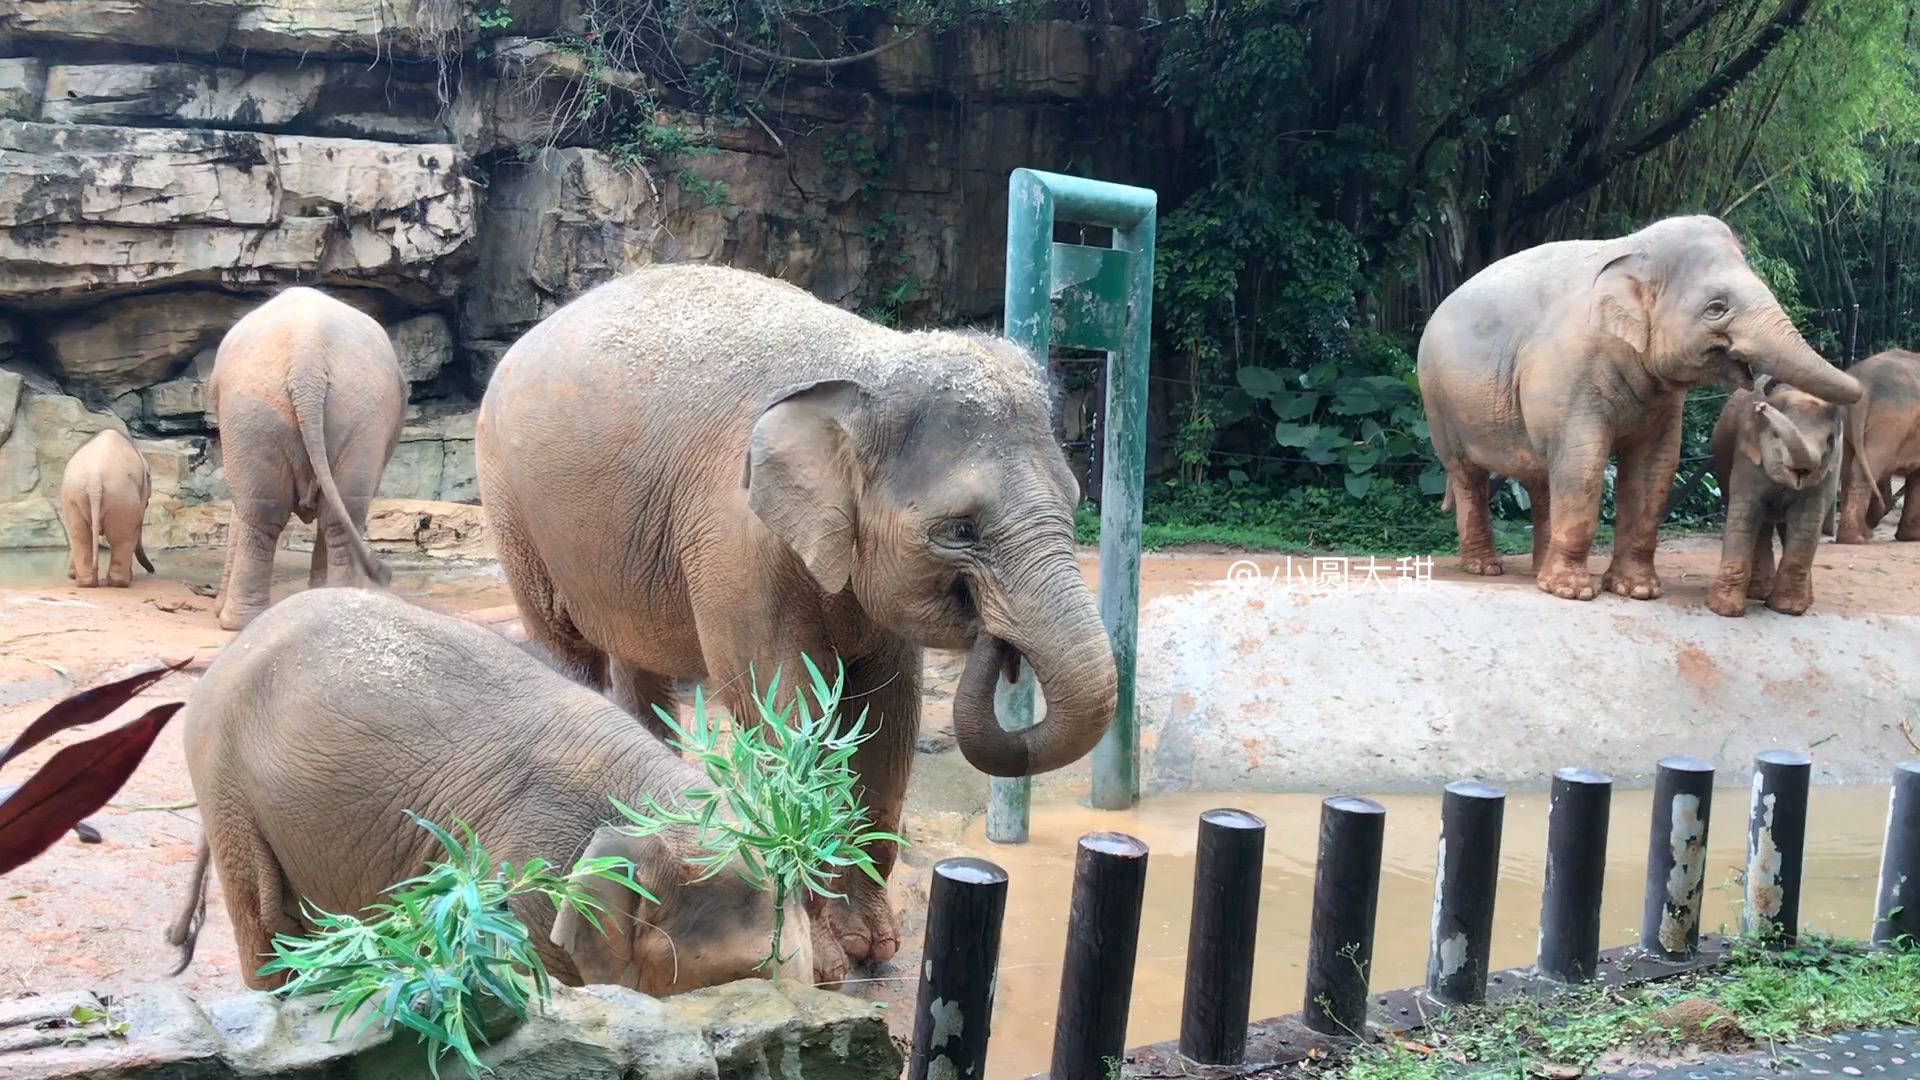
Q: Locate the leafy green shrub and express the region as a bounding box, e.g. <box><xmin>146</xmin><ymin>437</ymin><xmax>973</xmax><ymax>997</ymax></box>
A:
<box><xmin>259</xmin><ymin>813</ymin><xmax>648</xmax><ymax>1078</ymax></box>
<box><xmin>611</xmin><ymin>654</ymin><xmax>904</xmax><ymax>975</ymax></box>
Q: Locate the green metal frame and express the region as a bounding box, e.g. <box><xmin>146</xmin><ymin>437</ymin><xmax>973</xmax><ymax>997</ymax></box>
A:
<box><xmin>986</xmin><ymin>168</ymin><xmax>1157</xmax><ymax>841</ymax></box>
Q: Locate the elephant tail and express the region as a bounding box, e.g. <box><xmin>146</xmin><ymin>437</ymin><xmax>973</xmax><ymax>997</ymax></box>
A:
<box><xmin>164</xmin><ymin>832</ymin><xmax>211</xmax><ymax>977</ymax></box>
<box><xmin>136</xmin><ymin>538</ymin><xmax>155</xmax><ymax>575</ymax></box>
<box><xmin>1440</xmin><ymin>480</ymin><xmax>1454</xmax><ymax>512</ymax></box>
<box><xmin>86</xmin><ymin>488</ymin><xmax>103</xmax><ymax>562</ymax></box>
<box><xmin>289</xmin><ymin>374</ymin><xmax>391</xmax><ymax>588</ymax></box>
<box><xmin>1843</xmin><ymin>402</ymin><xmax>1891</xmax><ymax>524</ymax></box>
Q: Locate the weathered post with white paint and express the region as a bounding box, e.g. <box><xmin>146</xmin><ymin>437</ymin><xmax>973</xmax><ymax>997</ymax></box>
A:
<box><xmin>910</xmin><ymin>858</ymin><xmax>1010</xmax><ymax>1080</ymax></box>
<box><xmin>1178</xmin><ymin>808</ymin><xmax>1266</xmax><ymax>1064</ymax></box>
<box><xmin>1425</xmin><ymin>780</ymin><xmax>1505</xmax><ymax>1005</ymax></box>
<box><xmin>990</xmin><ymin>168</ymin><xmax>1158</xmax><ymax>842</ymax></box>
<box><xmin>1537</xmin><ymin>767</ymin><xmax>1612</xmax><ymax>982</ymax></box>
<box><xmin>1639</xmin><ymin>756</ymin><xmax>1715</xmax><ymax>959</ymax></box>
<box><xmin>1303</xmin><ymin>795</ymin><xmax>1385</xmax><ymax>1038</ymax></box>
<box><xmin>1743</xmin><ymin>749</ymin><xmax>1810</xmax><ymax>945</ymax></box>
<box><xmin>1872</xmin><ymin>760</ymin><xmax>1920</xmax><ymax>948</ymax></box>
<box><xmin>1052</xmin><ymin>832</ymin><xmax>1151</xmax><ymax>1080</ymax></box>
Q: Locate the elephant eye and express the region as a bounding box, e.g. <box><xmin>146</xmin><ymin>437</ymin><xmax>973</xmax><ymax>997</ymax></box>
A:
<box><xmin>933</xmin><ymin>518</ymin><xmax>979</xmax><ymax>547</ymax></box>
<box><xmin>1704</xmin><ymin>298</ymin><xmax>1730</xmax><ymax>320</ymax></box>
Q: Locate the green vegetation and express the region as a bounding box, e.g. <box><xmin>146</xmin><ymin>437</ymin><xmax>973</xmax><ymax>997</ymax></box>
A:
<box><xmin>612</xmin><ymin>655</ymin><xmax>903</xmax><ymax>975</ymax></box>
<box><xmin>1319</xmin><ymin>935</ymin><xmax>1920</xmax><ymax>1080</ymax></box>
<box><xmin>258</xmin><ymin>813</ymin><xmax>649</xmax><ymax>1079</ymax></box>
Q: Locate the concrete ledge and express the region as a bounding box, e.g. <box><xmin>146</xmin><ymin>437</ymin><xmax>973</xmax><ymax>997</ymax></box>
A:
<box><xmin>0</xmin><ymin>979</ymin><xmax>901</xmax><ymax>1080</ymax></box>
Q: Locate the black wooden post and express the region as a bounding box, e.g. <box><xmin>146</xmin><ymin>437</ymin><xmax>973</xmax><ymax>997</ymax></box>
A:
<box><xmin>1538</xmin><ymin>767</ymin><xmax>1612</xmax><ymax>982</ymax></box>
<box><xmin>1743</xmin><ymin>750</ymin><xmax>1811</xmax><ymax>945</ymax></box>
<box><xmin>1179</xmin><ymin>808</ymin><xmax>1266</xmax><ymax>1065</ymax></box>
<box><xmin>1302</xmin><ymin>795</ymin><xmax>1385</xmax><ymax>1038</ymax></box>
<box><xmin>1051</xmin><ymin>832</ymin><xmax>1150</xmax><ymax>1080</ymax></box>
<box><xmin>910</xmin><ymin>858</ymin><xmax>1010</xmax><ymax>1080</ymax></box>
<box><xmin>1873</xmin><ymin>761</ymin><xmax>1920</xmax><ymax>948</ymax></box>
<box><xmin>1426</xmin><ymin>780</ymin><xmax>1505</xmax><ymax>1005</ymax></box>
<box><xmin>1640</xmin><ymin>756</ymin><xmax>1715</xmax><ymax>959</ymax></box>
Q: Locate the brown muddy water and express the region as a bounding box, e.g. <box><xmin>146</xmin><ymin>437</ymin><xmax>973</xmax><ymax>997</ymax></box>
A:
<box><xmin>930</xmin><ymin>784</ymin><xmax>1893</xmax><ymax>1080</ymax></box>
<box><xmin>0</xmin><ymin>545</ymin><xmax>509</xmax><ymax>605</ymax></box>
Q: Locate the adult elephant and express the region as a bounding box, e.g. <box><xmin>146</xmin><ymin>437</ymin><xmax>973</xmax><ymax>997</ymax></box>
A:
<box><xmin>1835</xmin><ymin>349</ymin><xmax>1920</xmax><ymax>544</ymax></box>
<box><xmin>1418</xmin><ymin>215</ymin><xmax>1861</xmax><ymax>601</ymax></box>
<box><xmin>208</xmin><ymin>287</ymin><xmax>405</xmax><ymax>630</ymax></box>
<box><xmin>475</xmin><ymin>263</ymin><xmax>1117</xmax><ymax>983</ymax></box>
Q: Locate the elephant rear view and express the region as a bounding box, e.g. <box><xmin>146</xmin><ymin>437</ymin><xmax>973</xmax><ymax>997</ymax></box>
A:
<box><xmin>208</xmin><ymin>287</ymin><xmax>406</xmax><ymax>631</ymax></box>
<box><xmin>475</xmin><ymin>263</ymin><xmax>1118</xmax><ymax>983</ymax></box>
<box><xmin>1835</xmin><ymin>349</ymin><xmax>1920</xmax><ymax>544</ymax></box>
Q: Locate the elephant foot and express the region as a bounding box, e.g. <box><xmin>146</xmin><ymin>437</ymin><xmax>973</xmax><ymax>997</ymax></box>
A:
<box><xmin>1766</xmin><ymin>584</ymin><xmax>1813</xmax><ymax>615</ymax></box>
<box><xmin>1746</xmin><ymin>575</ymin><xmax>1774</xmax><ymax>601</ymax></box>
<box><xmin>1706</xmin><ymin>587</ymin><xmax>1748</xmax><ymax>618</ymax></box>
<box><xmin>808</xmin><ymin>909</ymin><xmax>850</xmax><ymax>990</ymax></box>
<box><xmin>73</xmin><ymin>575</ymin><xmax>99</xmax><ymax>589</ymax></box>
<box><xmin>1897</xmin><ymin>527</ymin><xmax>1920</xmax><ymax>543</ymax></box>
<box><xmin>1458</xmin><ymin>553</ymin><xmax>1504</xmax><ymax>576</ymax></box>
<box><xmin>1601</xmin><ymin>562</ymin><xmax>1662</xmax><ymax>600</ymax></box>
<box><xmin>218</xmin><ymin>608</ymin><xmax>259</xmax><ymax>632</ymax></box>
<box><xmin>830</xmin><ymin>882</ymin><xmax>902</xmax><ymax>967</ymax></box>
<box><xmin>1535</xmin><ymin>559</ymin><xmax>1596</xmax><ymax>601</ymax></box>
<box><xmin>1834</xmin><ymin>528</ymin><xmax>1872</xmax><ymax>545</ymax></box>
<box><xmin>107</xmin><ymin>573</ymin><xmax>132</xmax><ymax>588</ymax></box>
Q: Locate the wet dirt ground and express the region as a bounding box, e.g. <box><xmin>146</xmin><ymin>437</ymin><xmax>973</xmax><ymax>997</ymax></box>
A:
<box><xmin>0</xmin><ymin>527</ymin><xmax>1916</xmax><ymax>1078</ymax></box>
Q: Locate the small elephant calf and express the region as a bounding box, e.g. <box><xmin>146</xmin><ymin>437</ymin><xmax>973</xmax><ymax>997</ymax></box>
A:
<box><xmin>60</xmin><ymin>429</ymin><xmax>155</xmax><ymax>589</ymax></box>
<box><xmin>167</xmin><ymin>586</ymin><xmax>815</xmax><ymax>995</ymax></box>
<box><xmin>1706</xmin><ymin>375</ymin><xmax>1843</xmax><ymax>617</ymax></box>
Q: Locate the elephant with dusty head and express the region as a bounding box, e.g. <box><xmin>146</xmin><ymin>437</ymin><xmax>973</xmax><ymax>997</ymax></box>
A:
<box><xmin>60</xmin><ymin>428</ymin><xmax>156</xmax><ymax>588</ymax></box>
<box><xmin>208</xmin><ymin>286</ymin><xmax>405</xmax><ymax>631</ymax></box>
<box><xmin>1835</xmin><ymin>349</ymin><xmax>1920</xmax><ymax>544</ymax></box>
<box><xmin>475</xmin><ymin>263</ymin><xmax>1117</xmax><ymax>985</ymax></box>
<box><xmin>1418</xmin><ymin>215</ymin><xmax>1860</xmax><ymax>601</ymax></box>
<box><xmin>166</xmin><ymin>586</ymin><xmax>814</xmax><ymax>995</ymax></box>
<box><xmin>1705</xmin><ymin>375</ymin><xmax>1843</xmax><ymax>617</ymax></box>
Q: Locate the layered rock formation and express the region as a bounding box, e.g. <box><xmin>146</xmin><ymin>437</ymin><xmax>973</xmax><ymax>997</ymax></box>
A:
<box><xmin>0</xmin><ymin>0</ymin><xmax>1171</xmax><ymax>550</ymax></box>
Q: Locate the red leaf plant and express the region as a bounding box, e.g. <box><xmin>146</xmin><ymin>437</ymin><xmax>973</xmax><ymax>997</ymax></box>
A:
<box><xmin>0</xmin><ymin>659</ymin><xmax>191</xmax><ymax>877</ymax></box>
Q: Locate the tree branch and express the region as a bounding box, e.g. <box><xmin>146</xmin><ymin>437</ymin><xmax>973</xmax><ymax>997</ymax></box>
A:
<box><xmin>1515</xmin><ymin>0</ymin><xmax>1819</xmax><ymax>217</ymax></box>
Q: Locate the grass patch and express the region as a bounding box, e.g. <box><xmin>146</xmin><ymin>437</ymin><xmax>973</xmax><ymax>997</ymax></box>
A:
<box><xmin>1316</xmin><ymin>935</ymin><xmax>1920</xmax><ymax>1080</ymax></box>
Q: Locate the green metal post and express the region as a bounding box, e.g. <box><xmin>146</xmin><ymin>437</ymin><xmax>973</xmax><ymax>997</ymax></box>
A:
<box><xmin>986</xmin><ymin>168</ymin><xmax>1157</xmax><ymax>840</ymax></box>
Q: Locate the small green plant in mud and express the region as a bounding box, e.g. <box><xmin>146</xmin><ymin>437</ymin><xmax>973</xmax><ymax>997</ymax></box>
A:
<box><xmin>1316</xmin><ymin>933</ymin><xmax>1920</xmax><ymax>1080</ymax></box>
<box><xmin>610</xmin><ymin>653</ymin><xmax>905</xmax><ymax>977</ymax></box>
<box><xmin>258</xmin><ymin>812</ymin><xmax>650</xmax><ymax>1079</ymax></box>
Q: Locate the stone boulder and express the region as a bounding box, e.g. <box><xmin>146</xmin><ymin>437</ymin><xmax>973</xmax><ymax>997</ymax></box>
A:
<box><xmin>0</xmin><ymin>0</ymin><xmax>469</xmax><ymax>61</ymax></box>
<box><xmin>0</xmin><ymin>122</ymin><xmax>476</xmax><ymax>306</ymax></box>
<box><xmin>44</xmin><ymin>291</ymin><xmax>255</xmax><ymax>397</ymax></box>
<box><xmin>389</xmin><ymin>312</ymin><xmax>455</xmax><ymax>384</ymax></box>
<box><xmin>380</xmin><ymin>409</ymin><xmax>479</xmax><ymax>503</ymax></box>
<box><xmin>0</xmin><ymin>977</ymin><xmax>900</xmax><ymax>1080</ymax></box>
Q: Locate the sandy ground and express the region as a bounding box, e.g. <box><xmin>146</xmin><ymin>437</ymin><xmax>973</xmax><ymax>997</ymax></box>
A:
<box><xmin>2</xmin><ymin>524</ymin><xmax>1918</xmax><ymax>1063</ymax></box>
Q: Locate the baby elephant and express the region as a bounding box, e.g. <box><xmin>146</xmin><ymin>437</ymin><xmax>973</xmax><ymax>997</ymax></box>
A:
<box><xmin>1707</xmin><ymin>375</ymin><xmax>1843</xmax><ymax>617</ymax></box>
<box><xmin>60</xmin><ymin>429</ymin><xmax>155</xmax><ymax>588</ymax></box>
<box><xmin>166</xmin><ymin>586</ymin><xmax>815</xmax><ymax>996</ymax></box>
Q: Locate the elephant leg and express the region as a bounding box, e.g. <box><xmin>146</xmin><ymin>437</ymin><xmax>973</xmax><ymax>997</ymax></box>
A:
<box><xmin>217</xmin><ymin>506</ymin><xmax>289</xmax><ymax>633</ymax></box>
<box><xmin>607</xmin><ymin>659</ymin><xmax>678</xmax><ymax>741</ymax></box>
<box><xmin>489</xmin><ymin>497</ymin><xmax>610</xmax><ymax>691</ymax></box>
<box><xmin>212</xmin><ymin>824</ymin><xmax>303</xmax><ymax>991</ymax></box>
<box><xmin>1896</xmin><ymin>475</ymin><xmax>1920</xmax><ymax>542</ymax></box>
<box><xmin>1536</xmin><ymin>426</ymin><xmax>1611</xmax><ymax>601</ymax></box>
<box><xmin>1837</xmin><ymin>462</ymin><xmax>1876</xmax><ymax>544</ymax></box>
<box><xmin>1709</xmin><ymin>482</ymin><xmax>1763</xmax><ymax>617</ymax></box>
<box><xmin>63</xmin><ymin>500</ymin><xmax>97</xmax><ymax>589</ymax></box>
<box><xmin>1445</xmin><ymin>461</ymin><xmax>1503</xmax><ymax>576</ymax></box>
<box><xmin>1602</xmin><ymin>402</ymin><xmax>1683</xmax><ymax>601</ymax></box>
<box><xmin>822</xmin><ymin>641</ymin><xmax>918</xmax><ymax>972</ymax></box>
<box><xmin>307</xmin><ymin>514</ymin><xmax>330</xmax><ymax>588</ymax></box>
<box><xmin>1747</xmin><ymin>522</ymin><xmax>1778</xmax><ymax>600</ymax></box>
<box><xmin>1523</xmin><ymin>478</ymin><xmax>1551</xmax><ymax>575</ymax></box>
<box><xmin>1768</xmin><ymin>504</ymin><xmax>1825</xmax><ymax>615</ymax></box>
<box><xmin>103</xmin><ymin>506</ymin><xmax>138</xmax><ymax>589</ymax></box>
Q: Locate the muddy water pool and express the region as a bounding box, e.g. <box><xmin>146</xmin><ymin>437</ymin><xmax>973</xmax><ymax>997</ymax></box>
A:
<box><xmin>943</xmin><ymin>784</ymin><xmax>1892</xmax><ymax>1079</ymax></box>
<box><xmin>0</xmin><ymin>545</ymin><xmax>509</xmax><ymax>606</ymax></box>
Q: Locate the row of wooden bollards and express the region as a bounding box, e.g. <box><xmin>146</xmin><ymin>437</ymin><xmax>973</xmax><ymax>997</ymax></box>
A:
<box><xmin>907</xmin><ymin>756</ymin><xmax>1920</xmax><ymax>1080</ymax></box>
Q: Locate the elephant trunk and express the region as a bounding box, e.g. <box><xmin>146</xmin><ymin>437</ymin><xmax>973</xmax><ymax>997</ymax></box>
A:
<box><xmin>949</xmin><ymin>556</ymin><xmax>1117</xmax><ymax>778</ymax></box>
<box><xmin>1754</xmin><ymin>402</ymin><xmax>1819</xmax><ymax>472</ymax></box>
<box><xmin>1743</xmin><ymin>312</ymin><xmax>1862</xmax><ymax>405</ymax></box>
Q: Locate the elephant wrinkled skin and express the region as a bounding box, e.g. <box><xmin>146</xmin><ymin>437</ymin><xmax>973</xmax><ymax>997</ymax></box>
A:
<box><xmin>59</xmin><ymin>428</ymin><xmax>156</xmax><ymax>588</ymax></box>
<box><xmin>475</xmin><ymin>263</ymin><xmax>1118</xmax><ymax>986</ymax></box>
<box><xmin>1706</xmin><ymin>376</ymin><xmax>1843</xmax><ymax>617</ymax></box>
<box><xmin>166</xmin><ymin>587</ymin><xmax>814</xmax><ymax>996</ymax></box>
<box><xmin>1418</xmin><ymin>215</ymin><xmax>1861</xmax><ymax>602</ymax></box>
<box><xmin>1835</xmin><ymin>349</ymin><xmax>1920</xmax><ymax>544</ymax></box>
<box><xmin>208</xmin><ymin>286</ymin><xmax>405</xmax><ymax>631</ymax></box>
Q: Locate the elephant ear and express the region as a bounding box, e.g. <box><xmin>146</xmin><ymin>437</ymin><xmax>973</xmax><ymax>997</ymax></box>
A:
<box><xmin>743</xmin><ymin>379</ymin><xmax>872</xmax><ymax>594</ymax></box>
<box><xmin>1590</xmin><ymin>250</ymin><xmax>1651</xmax><ymax>355</ymax></box>
<box><xmin>551</xmin><ymin>827</ymin><xmax>671</xmax><ymax>987</ymax></box>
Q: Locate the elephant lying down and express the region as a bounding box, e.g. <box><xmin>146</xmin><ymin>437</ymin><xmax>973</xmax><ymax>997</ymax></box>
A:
<box><xmin>166</xmin><ymin>586</ymin><xmax>814</xmax><ymax>995</ymax></box>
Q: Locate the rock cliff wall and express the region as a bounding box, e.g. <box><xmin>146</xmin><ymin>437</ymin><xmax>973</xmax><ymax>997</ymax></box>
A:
<box><xmin>0</xmin><ymin>0</ymin><xmax>1173</xmax><ymax>548</ymax></box>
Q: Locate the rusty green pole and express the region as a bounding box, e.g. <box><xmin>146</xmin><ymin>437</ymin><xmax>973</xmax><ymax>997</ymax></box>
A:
<box><xmin>986</xmin><ymin>168</ymin><xmax>1156</xmax><ymax>840</ymax></box>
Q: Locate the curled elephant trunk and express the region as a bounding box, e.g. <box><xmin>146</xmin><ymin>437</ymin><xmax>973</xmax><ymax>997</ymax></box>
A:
<box><xmin>1745</xmin><ymin>318</ymin><xmax>1862</xmax><ymax>405</ymax></box>
<box><xmin>949</xmin><ymin>563</ymin><xmax>1118</xmax><ymax>778</ymax></box>
<box><xmin>1754</xmin><ymin>402</ymin><xmax>1820</xmax><ymax>472</ymax></box>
